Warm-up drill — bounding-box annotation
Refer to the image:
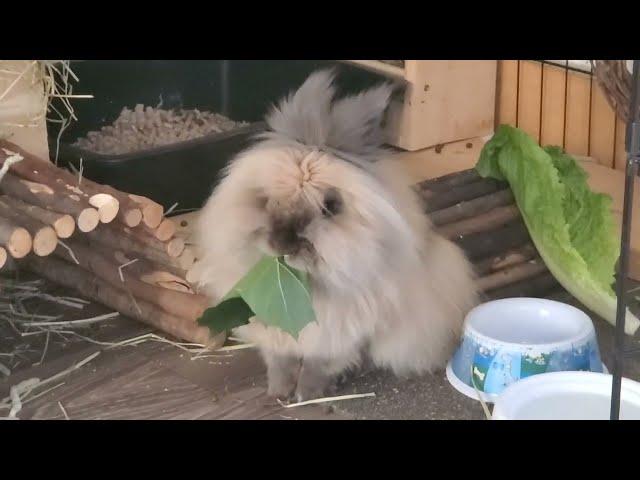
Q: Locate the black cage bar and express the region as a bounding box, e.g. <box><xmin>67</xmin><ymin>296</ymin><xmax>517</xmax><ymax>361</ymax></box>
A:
<box><xmin>611</xmin><ymin>59</ymin><xmax>640</xmax><ymax>420</ymax></box>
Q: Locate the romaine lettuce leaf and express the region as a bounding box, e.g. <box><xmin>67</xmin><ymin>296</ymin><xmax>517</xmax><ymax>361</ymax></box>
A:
<box><xmin>477</xmin><ymin>125</ymin><xmax>639</xmax><ymax>335</ymax></box>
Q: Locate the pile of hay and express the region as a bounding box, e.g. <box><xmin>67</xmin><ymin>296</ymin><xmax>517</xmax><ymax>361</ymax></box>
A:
<box><xmin>73</xmin><ymin>105</ymin><xmax>250</xmax><ymax>155</ymax></box>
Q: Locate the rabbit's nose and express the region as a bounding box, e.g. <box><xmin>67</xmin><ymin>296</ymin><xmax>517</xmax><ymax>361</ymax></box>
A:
<box><xmin>269</xmin><ymin>226</ymin><xmax>303</xmax><ymax>255</ymax></box>
<box><xmin>269</xmin><ymin>215</ymin><xmax>311</xmax><ymax>255</ymax></box>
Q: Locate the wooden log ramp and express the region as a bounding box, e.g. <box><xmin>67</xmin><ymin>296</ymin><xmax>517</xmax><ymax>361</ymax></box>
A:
<box><xmin>0</xmin><ymin>142</ymin><xmax>144</xmax><ymax>227</ymax></box>
<box><xmin>419</xmin><ymin>168</ymin><xmax>564</xmax><ymax>300</ymax></box>
<box><xmin>0</xmin><ymin>140</ymin><xmax>220</xmax><ymax>346</ymax></box>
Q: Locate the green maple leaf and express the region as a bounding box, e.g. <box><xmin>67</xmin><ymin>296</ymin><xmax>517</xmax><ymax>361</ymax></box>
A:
<box><xmin>197</xmin><ymin>256</ymin><xmax>316</xmax><ymax>338</ymax></box>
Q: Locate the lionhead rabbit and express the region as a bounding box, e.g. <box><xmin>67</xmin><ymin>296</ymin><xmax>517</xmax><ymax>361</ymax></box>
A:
<box><xmin>196</xmin><ymin>68</ymin><xmax>478</xmax><ymax>401</ymax></box>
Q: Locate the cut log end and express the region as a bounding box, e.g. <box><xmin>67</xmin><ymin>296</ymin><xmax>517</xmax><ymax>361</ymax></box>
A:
<box><xmin>127</xmin><ymin>194</ymin><xmax>164</xmax><ymax>228</ymax></box>
<box><xmin>90</xmin><ymin>193</ymin><xmax>120</xmax><ymax>224</ymax></box>
<box><xmin>142</xmin><ymin>204</ymin><xmax>164</xmax><ymax>229</ymax></box>
<box><xmin>128</xmin><ymin>194</ymin><xmax>164</xmax><ymax>228</ymax></box>
<box><xmin>123</xmin><ymin>208</ymin><xmax>143</xmax><ymax>228</ymax></box>
<box><xmin>140</xmin><ymin>270</ymin><xmax>193</xmax><ymax>293</ymax></box>
<box><xmin>53</xmin><ymin>214</ymin><xmax>76</xmax><ymax>239</ymax></box>
<box><xmin>32</xmin><ymin>226</ymin><xmax>58</xmax><ymax>257</ymax></box>
<box><xmin>8</xmin><ymin>227</ymin><xmax>32</xmax><ymax>259</ymax></box>
<box><xmin>77</xmin><ymin>208</ymin><xmax>100</xmax><ymax>233</ymax></box>
<box><xmin>154</xmin><ymin>218</ymin><xmax>177</xmax><ymax>241</ymax></box>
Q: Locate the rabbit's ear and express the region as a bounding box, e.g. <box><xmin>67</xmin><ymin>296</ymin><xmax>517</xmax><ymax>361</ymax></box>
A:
<box><xmin>327</xmin><ymin>82</ymin><xmax>396</xmax><ymax>158</ymax></box>
<box><xmin>264</xmin><ymin>68</ymin><xmax>337</xmax><ymax>147</ymax></box>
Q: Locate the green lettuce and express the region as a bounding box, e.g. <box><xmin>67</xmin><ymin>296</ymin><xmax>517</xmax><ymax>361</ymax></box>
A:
<box><xmin>198</xmin><ymin>256</ymin><xmax>316</xmax><ymax>338</ymax></box>
<box><xmin>477</xmin><ymin>125</ymin><xmax>639</xmax><ymax>335</ymax></box>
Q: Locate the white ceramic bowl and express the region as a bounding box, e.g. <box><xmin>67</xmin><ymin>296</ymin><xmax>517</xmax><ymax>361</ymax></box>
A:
<box><xmin>446</xmin><ymin>298</ymin><xmax>605</xmax><ymax>403</ymax></box>
<box><xmin>492</xmin><ymin>371</ymin><xmax>640</xmax><ymax>420</ymax></box>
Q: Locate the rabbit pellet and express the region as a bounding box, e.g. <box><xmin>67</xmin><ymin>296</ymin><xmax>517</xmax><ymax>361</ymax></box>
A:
<box><xmin>73</xmin><ymin>104</ymin><xmax>249</xmax><ymax>155</ymax></box>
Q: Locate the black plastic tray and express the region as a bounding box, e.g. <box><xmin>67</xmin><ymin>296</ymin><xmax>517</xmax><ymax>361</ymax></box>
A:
<box><xmin>56</xmin><ymin>122</ymin><xmax>266</xmax><ymax>212</ymax></box>
<box><xmin>50</xmin><ymin>61</ymin><xmax>386</xmax><ymax>211</ymax></box>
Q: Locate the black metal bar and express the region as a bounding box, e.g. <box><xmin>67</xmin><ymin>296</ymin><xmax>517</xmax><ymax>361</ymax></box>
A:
<box><xmin>515</xmin><ymin>61</ymin><xmax>521</xmax><ymax>128</ymax></box>
<box><xmin>539</xmin><ymin>60</ymin><xmax>592</xmax><ymax>75</ymax></box>
<box><xmin>627</xmin><ymin>61</ymin><xmax>640</xmax><ymax>154</ymax></box>
<box><xmin>587</xmin><ymin>71</ymin><xmax>593</xmax><ymax>157</ymax></box>
<box><xmin>610</xmin><ymin>60</ymin><xmax>640</xmax><ymax>420</ymax></box>
<box><xmin>611</xmin><ymin>155</ymin><xmax>638</xmax><ymax>419</ymax></box>
<box><xmin>562</xmin><ymin>61</ymin><xmax>569</xmax><ymax>150</ymax></box>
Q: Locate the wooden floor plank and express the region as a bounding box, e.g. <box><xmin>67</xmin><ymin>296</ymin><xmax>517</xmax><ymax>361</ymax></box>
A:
<box><xmin>4</xmin><ymin>306</ymin><xmax>344</xmax><ymax>420</ymax></box>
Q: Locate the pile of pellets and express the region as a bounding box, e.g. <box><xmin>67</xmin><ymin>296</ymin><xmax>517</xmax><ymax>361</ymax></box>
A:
<box><xmin>73</xmin><ymin>104</ymin><xmax>250</xmax><ymax>155</ymax></box>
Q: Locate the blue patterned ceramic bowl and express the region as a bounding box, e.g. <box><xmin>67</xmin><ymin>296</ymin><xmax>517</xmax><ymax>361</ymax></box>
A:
<box><xmin>446</xmin><ymin>298</ymin><xmax>605</xmax><ymax>403</ymax></box>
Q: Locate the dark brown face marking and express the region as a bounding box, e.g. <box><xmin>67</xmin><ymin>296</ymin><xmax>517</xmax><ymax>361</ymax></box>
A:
<box><xmin>268</xmin><ymin>213</ymin><xmax>313</xmax><ymax>255</ymax></box>
<box><xmin>253</xmin><ymin>190</ymin><xmax>269</xmax><ymax>209</ymax></box>
<box><xmin>322</xmin><ymin>188</ymin><xmax>342</xmax><ymax>218</ymax></box>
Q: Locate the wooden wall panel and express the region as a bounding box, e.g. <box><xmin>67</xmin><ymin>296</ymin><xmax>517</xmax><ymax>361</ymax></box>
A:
<box><xmin>516</xmin><ymin>61</ymin><xmax>543</xmax><ymax>142</ymax></box>
<box><xmin>495</xmin><ymin>60</ymin><xmax>624</xmax><ymax>170</ymax></box>
<box><xmin>540</xmin><ymin>63</ymin><xmax>567</xmax><ymax>147</ymax></box>
<box><xmin>563</xmin><ymin>70</ymin><xmax>592</xmax><ymax>157</ymax></box>
<box><xmin>496</xmin><ymin>60</ymin><xmax>519</xmax><ymax>127</ymax></box>
<box><xmin>589</xmin><ymin>79</ymin><xmax>616</xmax><ymax>168</ymax></box>
<box><xmin>614</xmin><ymin>116</ymin><xmax>628</xmax><ymax>171</ymax></box>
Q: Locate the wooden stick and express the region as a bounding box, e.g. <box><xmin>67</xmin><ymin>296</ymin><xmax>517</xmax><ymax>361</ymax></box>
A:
<box><xmin>0</xmin><ymin>195</ymin><xmax>75</xmax><ymax>238</ymax></box>
<box><xmin>477</xmin><ymin>258</ymin><xmax>548</xmax><ymax>292</ymax></box>
<box><xmin>421</xmin><ymin>178</ymin><xmax>506</xmax><ymax>213</ymax></box>
<box><xmin>485</xmin><ymin>272</ymin><xmax>559</xmax><ymax>300</ymax></box>
<box><xmin>0</xmin><ymin>146</ymin><xmax>118</xmax><ymax>224</ymax></box>
<box><xmin>23</xmin><ymin>255</ymin><xmax>215</xmax><ymax>345</ymax></box>
<box><xmin>418</xmin><ymin>168</ymin><xmax>481</xmax><ymax>191</ymax></box>
<box><xmin>85</xmin><ymin>185</ymin><xmax>142</xmax><ymax>228</ymax></box>
<box><xmin>0</xmin><ymin>172</ymin><xmax>99</xmax><ymax>232</ymax></box>
<box><xmin>88</xmin><ymin>193</ymin><xmax>120</xmax><ymax>224</ymax></box>
<box><xmin>109</xmin><ymin>248</ymin><xmax>188</xmax><ymax>283</ymax></box>
<box><xmin>429</xmin><ymin>189</ymin><xmax>515</xmax><ymax>226</ymax></box>
<box><xmin>85</xmin><ymin>224</ymin><xmax>184</xmax><ymax>271</ymax></box>
<box><xmin>121</xmin><ymin>225</ymin><xmax>185</xmax><ymax>258</ymax></box>
<box><xmin>118</xmin><ymin>205</ymin><xmax>143</xmax><ymax>228</ymax></box>
<box><xmin>128</xmin><ymin>194</ymin><xmax>164</xmax><ymax>229</ymax></box>
<box><xmin>0</xmin><ymin>246</ymin><xmax>7</xmax><ymax>270</ymax></box>
<box><xmin>80</xmin><ymin>181</ymin><xmax>142</xmax><ymax>228</ymax></box>
<box><xmin>52</xmin><ymin>239</ymin><xmax>210</xmax><ymax>321</ymax></box>
<box><xmin>454</xmin><ymin>220</ymin><xmax>531</xmax><ymax>260</ymax></box>
<box><xmin>0</xmin><ymin>142</ymin><xmax>142</xmax><ymax>228</ymax></box>
<box><xmin>0</xmin><ymin>216</ymin><xmax>32</xmax><ymax>258</ymax></box>
<box><xmin>473</xmin><ymin>243</ymin><xmax>538</xmax><ymax>276</ymax></box>
<box><xmin>73</xmin><ymin>241</ymin><xmax>192</xmax><ymax>292</ymax></box>
<box><xmin>98</xmin><ymin>245</ymin><xmax>193</xmax><ymax>293</ymax></box>
<box><xmin>0</xmin><ymin>199</ymin><xmax>57</xmax><ymax>257</ymax></box>
<box><xmin>437</xmin><ymin>205</ymin><xmax>521</xmax><ymax>239</ymax></box>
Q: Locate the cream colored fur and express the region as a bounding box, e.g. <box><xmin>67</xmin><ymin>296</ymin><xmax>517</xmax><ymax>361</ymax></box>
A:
<box><xmin>195</xmin><ymin>70</ymin><xmax>478</xmax><ymax>399</ymax></box>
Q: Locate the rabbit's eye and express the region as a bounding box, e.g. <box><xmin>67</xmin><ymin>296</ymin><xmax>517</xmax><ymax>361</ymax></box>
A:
<box><xmin>322</xmin><ymin>189</ymin><xmax>342</xmax><ymax>218</ymax></box>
